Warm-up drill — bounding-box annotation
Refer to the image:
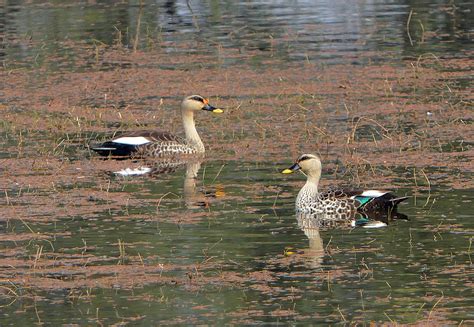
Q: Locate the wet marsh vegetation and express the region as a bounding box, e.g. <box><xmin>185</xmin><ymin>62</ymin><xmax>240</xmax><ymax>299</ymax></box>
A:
<box><xmin>1</xmin><ymin>0</ymin><xmax>473</xmax><ymax>325</ymax></box>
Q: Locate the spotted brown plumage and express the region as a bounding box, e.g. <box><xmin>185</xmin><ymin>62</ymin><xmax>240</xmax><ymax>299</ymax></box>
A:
<box><xmin>282</xmin><ymin>154</ymin><xmax>408</xmax><ymax>227</ymax></box>
<box><xmin>90</xmin><ymin>95</ymin><xmax>223</xmax><ymax>158</ymax></box>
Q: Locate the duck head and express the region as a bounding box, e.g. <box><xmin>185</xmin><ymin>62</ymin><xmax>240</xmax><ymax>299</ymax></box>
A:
<box><xmin>181</xmin><ymin>95</ymin><xmax>223</xmax><ymax>114</ymax></box>
<box><xmin>282</xmin><ymin>153</ymin><xmax>322</xmax><ymax>178</ymax></box>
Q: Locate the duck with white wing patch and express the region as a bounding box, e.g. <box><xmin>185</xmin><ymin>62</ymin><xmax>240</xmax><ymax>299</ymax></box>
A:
<box><xmin>90</xmin><ymin>95</ymin><xmax>223</xmax><ymax>158</ymax></box>
<box><xmin>282</xmin><ymin>154</ymin><xmax>409</xmax><ymax>228</ymax></box>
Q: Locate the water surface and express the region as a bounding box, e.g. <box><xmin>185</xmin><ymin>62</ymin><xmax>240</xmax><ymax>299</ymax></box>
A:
<box><xmin>0</xmin><ymin>0</ymin><xmax>473</xmax><ymax>325</ymax></box>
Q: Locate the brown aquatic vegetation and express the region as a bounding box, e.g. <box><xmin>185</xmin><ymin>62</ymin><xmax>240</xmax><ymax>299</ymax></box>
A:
<box><xmin>3</xmin><ymin>50</ymin><xmax>472</xmax><ymax>171</ymax></box>
<box><xmin>0</xmin><ymin>40</ymin><xmax>472</xmax><ymax>326</ymax></box>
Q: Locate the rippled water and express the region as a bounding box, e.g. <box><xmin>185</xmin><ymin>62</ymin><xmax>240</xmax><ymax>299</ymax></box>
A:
<box><xmin>1</xmin><ymin>159</ymin><xmax>472</xmax><ymax>324</ymax></box>
<box><xmin>2</xmin><ymin>0</ymin><xmax>472</xmax><ymax>70</ymax></box>
<box><xmin>1</xmin><ymin>0</ymin><xmax>473</xmax><ymax>325</ymax></box>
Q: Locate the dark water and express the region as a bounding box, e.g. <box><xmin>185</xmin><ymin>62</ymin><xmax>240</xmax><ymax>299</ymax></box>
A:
<box><xmin>1</xmin><ymin>160</ymin><xmax>473</xmax><ymax>324</ymax></box>
<box><xmin>1</xmin><ymin>0</ymin><xmax>473</xmax><ymax>325</ymax></box>
<box><xmin>2</xmin><ymin>0</ymin><xmax>473</xmax><ymax>71</ymax></box>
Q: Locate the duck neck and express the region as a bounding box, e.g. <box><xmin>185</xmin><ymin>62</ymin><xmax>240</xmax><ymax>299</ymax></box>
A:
<box><xmin>182</xmin><ymin>110</ymin><xmax>204</xmax><ymax>152</ymax></box>
<box><xmin>301</xmin><ymin>176</ymin><xmax>319</xmax><ymax>197</ymax></box>
<box><xmin>306</xmin><ymin>172</ymin><xmax>321</xmax><ymax>188</ymax></box>
<box><xmin>296</xmin><ymin>172</ymin><xmax>320</xmax><ymax>207</ymax></box>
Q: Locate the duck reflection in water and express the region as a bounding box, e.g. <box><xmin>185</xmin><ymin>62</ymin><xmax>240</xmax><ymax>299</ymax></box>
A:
<box><xmin>289</xmin><ymin>208</ymin><xmax>409</xmax><ymax>268</ymax></box>
<box><xmin>288</xmin><ymin>212</ymin><xmax>326</xmax><ymax>268</ymax></box>
<box><xmin>113</xmin><ymin>158</ymin><xmax>217</xmax><ymax>209</ymax></box>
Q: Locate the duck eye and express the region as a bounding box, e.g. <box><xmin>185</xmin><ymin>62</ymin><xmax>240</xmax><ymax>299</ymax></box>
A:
<box><xmin>191</xmin><ymin>96</ymin><xmax>204</xmax><ymax>103</ymax></box>
<box><xmin>298</xmin><ymin>156</ymin><xmax>310</xmax><ymax>162</ymax></box>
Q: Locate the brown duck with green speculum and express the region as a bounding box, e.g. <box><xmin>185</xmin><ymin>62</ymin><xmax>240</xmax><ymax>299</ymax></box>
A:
<box><xmin>282</xmin><ymin>154</ymin><xmax>408</xmax><ymax>228</ymax></box>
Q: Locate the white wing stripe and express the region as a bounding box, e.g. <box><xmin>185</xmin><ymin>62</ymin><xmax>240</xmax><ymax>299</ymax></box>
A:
<box><xmin>93</xmin><ymin>147</ymin><xmax>116</xmax><ymax>150</ymax></box>
<box><xmin>114</xmin><ymin>167</ymin><xmax>152</xmax><ymax>176</ymax></box>
<box><xmin>112</xmin><ymin>136</ymin><xmax>151</xmax><ymax>145</ymax></box>
<box><xmin>360</xmin><ymin>190</ymin><xmax>388</xmax><ymax>197</ymax></box>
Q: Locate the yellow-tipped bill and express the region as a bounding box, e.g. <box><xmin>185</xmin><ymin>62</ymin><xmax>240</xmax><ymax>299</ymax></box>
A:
<box><xmin>202</xmin><ymin>103</ymin><xmax>223</xmax><ymax>113</ymax></box>
<box><xmin>281</xmin><ymin>162</ymin><xmax>301</xmax><ymax>174</ymax></box>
